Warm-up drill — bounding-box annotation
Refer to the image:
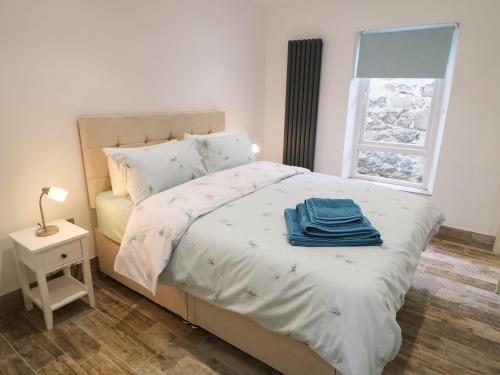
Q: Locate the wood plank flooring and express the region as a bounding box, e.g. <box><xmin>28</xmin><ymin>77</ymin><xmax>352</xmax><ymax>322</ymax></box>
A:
<box><xmin>0</xmin><ymin>238</ymin><xmax>499</xmax><ymax>375</ymax></box>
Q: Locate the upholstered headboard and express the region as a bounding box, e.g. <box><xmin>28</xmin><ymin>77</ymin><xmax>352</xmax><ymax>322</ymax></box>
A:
<box><xmin>78</xmin><ymin>111</ymin><xmax>225</xmax><ymax>208</ymax></box>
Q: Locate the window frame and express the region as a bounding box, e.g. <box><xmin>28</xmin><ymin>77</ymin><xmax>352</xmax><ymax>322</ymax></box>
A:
<box><xmin>348</xmin><ymin>77</ymin><xmax>447</xmax><ymax>193</ymax></box>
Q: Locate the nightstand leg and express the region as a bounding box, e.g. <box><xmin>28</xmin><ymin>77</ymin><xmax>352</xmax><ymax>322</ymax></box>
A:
<box><xmin>62</xmin><ymin>266</ymin><xmax>71</xmax><ymax>277</ymax></box>
<box><xmin>81</xmin><ymin>247</ymin><xmax>95</xmax><ymax>308</ymax></box>
<box><xmin>13</xmin><ymin>244</ymin><xmax>33</xmax><ymax>311</ymax></box>
<box><xmin>35</xmin><ymin>270</ymin><xmax>53</xmax><ymax>330</ymax></box>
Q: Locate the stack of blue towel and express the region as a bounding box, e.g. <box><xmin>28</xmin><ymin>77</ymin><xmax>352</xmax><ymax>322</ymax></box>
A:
<box><xmin>284</xmin><ymin>198</ymin><xmax>383</xmax><ymax>247</ymax></box>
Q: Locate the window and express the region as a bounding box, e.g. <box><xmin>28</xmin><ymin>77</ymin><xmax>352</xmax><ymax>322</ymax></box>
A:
<box><xmin>344</xmin><ymin>24</ymin><xmax>458</xmax><ymax>194</ymax></box>
<box><xmin>352</xmin><ymin>78</ymin><xmax>441</xmax><ymax>187</ymax></box>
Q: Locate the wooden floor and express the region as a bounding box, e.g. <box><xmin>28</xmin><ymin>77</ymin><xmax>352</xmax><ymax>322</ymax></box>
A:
<box><xmin>0</xmin><ymin>238</ymin><xmax>499</xmax><ymax>375</ymax></box>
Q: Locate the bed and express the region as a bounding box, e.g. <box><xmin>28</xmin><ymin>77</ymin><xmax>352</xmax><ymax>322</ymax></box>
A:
<box><xmin>78</xmin><ymin>111</ymin><xmax>443</xmax><ymax>375</ymax></box>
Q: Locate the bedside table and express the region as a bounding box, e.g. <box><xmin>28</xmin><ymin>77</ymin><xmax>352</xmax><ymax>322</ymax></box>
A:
<box><xmin>8</xmin><ymin>219</ymin><xmax>95</xmax><ymax>330</ymax></box>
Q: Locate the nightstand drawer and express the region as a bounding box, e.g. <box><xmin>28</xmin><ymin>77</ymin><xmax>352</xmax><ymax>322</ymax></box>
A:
<box><xmin>43</xmin><ymin>241</ymin><xmax>82</xmax><ymax>269</ymax></box>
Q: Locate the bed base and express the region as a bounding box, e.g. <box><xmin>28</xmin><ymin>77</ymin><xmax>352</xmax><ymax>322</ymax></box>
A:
<box><xmin>95</xmin><ymin>229</ymin><xmax>338</xmax><ymax>375</ymax></box>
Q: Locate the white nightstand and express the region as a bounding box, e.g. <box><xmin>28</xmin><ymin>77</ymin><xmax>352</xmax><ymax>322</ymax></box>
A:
<box><xmin>8</xmin><ymin>219</ymin><xmax>95</xmax><ymax>330</ymax></box>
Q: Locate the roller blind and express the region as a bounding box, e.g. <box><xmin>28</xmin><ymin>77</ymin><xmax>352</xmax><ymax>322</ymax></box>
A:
<box><xmin>356</xmin><ymin>24</ymin><xmax>456</xmax><ymax>78</ymax></box>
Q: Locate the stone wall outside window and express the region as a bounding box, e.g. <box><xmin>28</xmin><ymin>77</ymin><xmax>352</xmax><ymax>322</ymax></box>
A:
<box><xmin>357</xmin><ymin>78</ymin><xmax>434</xmax><ymax>183</ymax></box>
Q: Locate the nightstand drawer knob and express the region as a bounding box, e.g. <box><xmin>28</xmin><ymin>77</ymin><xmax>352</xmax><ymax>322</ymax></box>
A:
<box><xmin>61</xmin><ymin>253</ymin><xmax>67</xmax><ymax>259</ymax></box>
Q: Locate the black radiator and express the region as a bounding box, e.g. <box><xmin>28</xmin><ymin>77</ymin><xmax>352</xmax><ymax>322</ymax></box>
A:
<box><xmin>283</xmin><ymin>38</ymin><xmax>322</xmax><ymax>171</ymax></box>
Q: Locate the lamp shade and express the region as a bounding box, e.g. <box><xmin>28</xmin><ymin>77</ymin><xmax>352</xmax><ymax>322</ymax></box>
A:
<box><xmin>47</xmin><ymin>187</ymin><xmax>68</xmax><ymax>202</ymax></box>
<box><xmin>252</xmin><ymin>144</ymin><xmax>260</xmax><ymax>154</ymax></box>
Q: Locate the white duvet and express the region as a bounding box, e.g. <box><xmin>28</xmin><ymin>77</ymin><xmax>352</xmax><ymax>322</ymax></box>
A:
<box><xmin>115</xmin><ymin>161</ymin><xmax>444</xmax><ymax>375</ymax></box>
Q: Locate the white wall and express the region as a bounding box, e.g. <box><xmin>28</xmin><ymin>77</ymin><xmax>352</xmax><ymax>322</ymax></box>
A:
<box><xmin>264</xmin><ymin>0</ymin><xmax>500</xmax><ymax>236</ymax></box>
<box><xmin>0</xmin><ymin>0</ymin><xmax>265</xmax><ymax>296</ymax></box>
<box><xmin>1</xmin><ymin>0</ymin><xmax>498</xmax><ymax>297</ymax></box>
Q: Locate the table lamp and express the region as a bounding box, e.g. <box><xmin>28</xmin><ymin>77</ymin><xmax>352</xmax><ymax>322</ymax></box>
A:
<box><xmin>36</xmin><ymin>187</ymin><xmax>68</xmax><ymax>237</ymax></box>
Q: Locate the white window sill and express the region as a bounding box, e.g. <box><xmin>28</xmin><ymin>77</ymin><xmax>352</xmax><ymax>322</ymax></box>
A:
<box><xmin>349</xmin><ymin>176</ymin><xmax>432</xmax><ymax>196</ymax></box>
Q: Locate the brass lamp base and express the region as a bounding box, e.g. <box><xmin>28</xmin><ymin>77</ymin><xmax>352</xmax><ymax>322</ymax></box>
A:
<box><xmin>36</xmin><ymin>225</ymin><xmax>59</xmax><ymax>237</ymax></box>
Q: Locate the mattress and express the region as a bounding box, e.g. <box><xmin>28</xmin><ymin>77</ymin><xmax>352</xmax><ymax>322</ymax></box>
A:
<box><xmin>95</xmin><ymin>191</ymin><xmax>134</xmax><ymax>243</ymax></box>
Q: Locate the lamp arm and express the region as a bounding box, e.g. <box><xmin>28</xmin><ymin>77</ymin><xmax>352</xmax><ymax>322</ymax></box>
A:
<box><xmin>39</xmin><ymin>191</ymin><xmax>47</xmax><ymax>230</ymax></box>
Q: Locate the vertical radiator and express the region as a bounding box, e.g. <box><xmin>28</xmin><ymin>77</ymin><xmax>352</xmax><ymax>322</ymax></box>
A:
<box><xmin>283</xmin><ymin>38</ymin><xmax>323</xmax><ymax>171</ymax></box>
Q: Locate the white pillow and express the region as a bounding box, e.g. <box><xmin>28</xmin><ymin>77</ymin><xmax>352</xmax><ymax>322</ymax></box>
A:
<box><xmin>189</xmin><ymin>131</ymin><xmax>255</xmax><ymax>174</ymax></box>
<box><xmin>107</xmin><ymin>157</ymin><xmax>128</xmax><ymax>196</ymax></box>
<box><xmin>104</xmin><ymin>140</ymin><xmax>178</xmax><ymax>196</ymax></box>
<box><xmin>103</xmin><ymin>138</ymin><xmax>206</xmax><ymax>204</ymax></box>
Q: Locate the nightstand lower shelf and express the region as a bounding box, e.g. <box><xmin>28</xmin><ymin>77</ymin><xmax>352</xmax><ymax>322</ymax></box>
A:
<box><xmin>28</xmin><ymin>275</ymin><xmax>88</xmax><ymax>311</ymax></box>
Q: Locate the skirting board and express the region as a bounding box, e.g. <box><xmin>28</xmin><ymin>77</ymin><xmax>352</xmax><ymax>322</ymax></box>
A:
<box><xmin>435</xmin><ymin>226</ymin><xmax>495</xmax><ymax>252</ymax></box>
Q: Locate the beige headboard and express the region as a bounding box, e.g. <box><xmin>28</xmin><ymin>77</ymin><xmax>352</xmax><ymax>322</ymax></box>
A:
<box><xmin>78</xmin><ymin>111</ymin><xmax>225</xmax><ymax>208</ymax></box>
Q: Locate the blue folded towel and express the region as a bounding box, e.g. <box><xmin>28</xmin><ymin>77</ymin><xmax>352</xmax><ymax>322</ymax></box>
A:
<box><xmin>285</xmin><ymin>208</ymin><xmax>383</xmax><ymax>247</ymax></box>
<box><xmin>305</xmin><ymin>198</ymin><xmax>363</xmax><ymax>225</ymax></box>
<box><xmin>297</xmin><ymin>204</ymin><xmax>379</xmax><ymax>238</ymax></box>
